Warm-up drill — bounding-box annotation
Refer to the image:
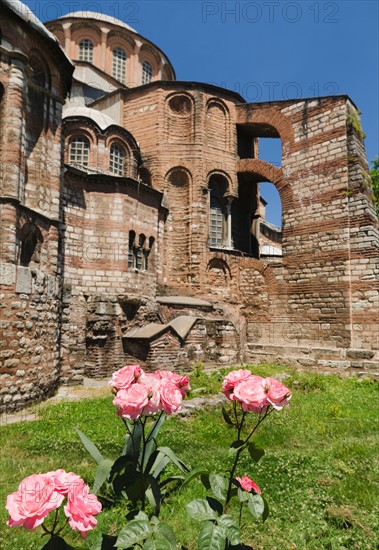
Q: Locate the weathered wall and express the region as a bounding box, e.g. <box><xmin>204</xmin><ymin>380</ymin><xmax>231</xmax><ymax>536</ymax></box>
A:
<box><xmin>0</xmin><ymin>6</ymin><xmax>72</xmax><ymax>412</ymax></box>
<box><xmin>59</xmin><ymin>169</ymin><xmax>165</xmax><ymax>382</ymax></box>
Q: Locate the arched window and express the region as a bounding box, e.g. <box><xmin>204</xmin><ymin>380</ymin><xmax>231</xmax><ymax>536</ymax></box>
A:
<box><xmin>112</xmin><ymin>47</ymin><xmax>127</xmax><ymax>82</ymax></box>
<box><xmin>110</xmin><ymin>143</ymin><xmax>126</xmax><ymax>176</ymax></box>
<box><xmin>69</xmin><ymin>137</ymin><xmax>90</xmax><ymax>167</ymax></box>
<box><xmin>128</xmin><ymin>230</ymin><xmax>136</xmax><ymax>269</ymax></box>
<box><xmin>79</xmin><ymin>39</ymin><xmax>94</xmax><ymax>62</ymax></box>
<box><xmin>142</xmin><ymin>61</ymin><xmax>153</xmax><ymax>84</ymax></box>
<box><xmin>208</xmin><ymin>175</ymin><xmax>229</xmax><ymax>248</ymax></box>
<box><xmin>29</xmin><ymin>53</ymin><xmax>48</xmax><ymax>88</ymax></box>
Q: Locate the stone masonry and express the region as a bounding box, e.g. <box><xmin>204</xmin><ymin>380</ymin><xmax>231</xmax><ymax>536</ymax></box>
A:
<box><xmin>0</xmin><ymin>1</ymin><xmax>378</xmax><ymax>412</ymax></box>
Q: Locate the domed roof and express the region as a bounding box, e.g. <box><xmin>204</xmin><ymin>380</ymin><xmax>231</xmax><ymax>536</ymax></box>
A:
<box><xmin>63</xmin><ymin>106</ymin><xmax>117</xmax><ymax>131</ymax></box>
<box><xmin>56</xmin><ymin>11</ymin><xmax>137</xmax><ymax>34</ymax></box>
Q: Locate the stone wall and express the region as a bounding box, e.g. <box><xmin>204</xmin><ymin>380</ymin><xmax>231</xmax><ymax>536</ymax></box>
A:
<box><xmin>0</xmin><ymin>5</ymin><xmax>72</xmax><ymax>412</ymax></box>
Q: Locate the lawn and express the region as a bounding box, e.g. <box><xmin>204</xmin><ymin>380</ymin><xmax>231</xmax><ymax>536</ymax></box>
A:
<box><xmin>0</xmin><ymin>364</ymin><xmax>378</xmax><ymax>549</ymax></box>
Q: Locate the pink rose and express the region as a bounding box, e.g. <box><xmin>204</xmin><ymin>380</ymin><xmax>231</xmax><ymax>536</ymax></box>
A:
<box><xmin>47</xmin><ymin>469</ymin><xmax>85</xmax><ymax>497</ymax></box>
<box><xmin>64</xmin><ymin>483</ymin><xmax>102</xmax><ymax>538</ymax></box>
<box><xmin>233</xmin><ymin>375</ymin><xmax>268</xmax><ymax>413</ymax></box>
<box><xmin>109</xmin><ymin>364</ymin><xmax>142</xmax><ymax>391</ymax></box>
<box><xmin>236</xmin><ymin>475</ymin><xmax>261</xmax><ymax>494</ymax></box>
<box><xmin>139</xmin><ymin>372</ymin><xmax>162</xmax><ymax>415</ymax></box>
<box><xmin>263</xmin><ymin>377</ymin><xmax>292</xmax><ymax>410</ymax></box>
<box><xmin>222</xmin><ymin>370</ymin><xmax>254</xmax><ymax>400</ymax></box>
<box><xmin>113</xmin><ymin>383</ymin><xmax>149</xmax><ymax>420</ymax></box>
<box><xmin>6</xmin><ymin>473</ymin><xmax>64</xmax><ymax>530</ymax></box>
<box><xmin>159</xmin><ymin>378</ymin><xmax>183</xmax><ymax>414</ymax></box>
<box><xmin>156</xmin><ymin>371</ymin><xmax>191</xmax><ymax>397</ymax></box>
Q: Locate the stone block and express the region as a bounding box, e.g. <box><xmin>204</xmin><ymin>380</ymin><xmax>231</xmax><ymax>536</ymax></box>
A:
<box><xmin>0</xmin><ymin>263</ymin><xmax>16</xmax><ymax>286</ymax></box>
<box><xmin>16</xmin><ymin>267</ymin><xmax>32</xmax><ymax>294</ymax></box>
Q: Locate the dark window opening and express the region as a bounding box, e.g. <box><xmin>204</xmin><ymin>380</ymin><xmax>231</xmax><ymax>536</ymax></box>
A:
<box><xmin>231</xmin><ymin>175</ymin><xmax>259</xmax><ymax>257</ymax></box>
<box><xmin>236</xmin><ymin>125</ymin><xmax>257</xmax><ymax>159</ymax></box>
<box><xmin>19</xmin><ymin>223</ymin><xmax>43</xmax><ymax>267</ymax></box>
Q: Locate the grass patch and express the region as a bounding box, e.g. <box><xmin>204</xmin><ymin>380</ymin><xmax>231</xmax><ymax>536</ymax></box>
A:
<box><xmin>0</xmin><ymin>365</ymin><xmax>378</xmax><ymax>549</ymax></box>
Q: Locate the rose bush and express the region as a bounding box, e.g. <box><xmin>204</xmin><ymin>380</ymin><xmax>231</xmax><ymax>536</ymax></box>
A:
<box><xmin>6</xmin><ymin>365</ymin><xmax>292</xmax><ymax>550</ymax></box>
<box><xmin>6</xmin><ymin>469</ymin><xmax>101</xmax><ymax>549</ymax></box>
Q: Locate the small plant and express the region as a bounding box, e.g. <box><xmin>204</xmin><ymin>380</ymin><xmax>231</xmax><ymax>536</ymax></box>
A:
<box><xmin>186</xmin><ymin>369</ymin><xmax>291</xmax><ymax>550</ymax></box>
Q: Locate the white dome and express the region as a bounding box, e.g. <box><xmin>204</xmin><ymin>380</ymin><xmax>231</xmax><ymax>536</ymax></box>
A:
<box><xmin>63</xmin><ymin>106</ymin><xmax>117</xmax><ymax>131</ymax></box>
<box><xmin>56</xmin><ymin>11</ymin><xmax>137</xmax><ymax>34</ymax></box>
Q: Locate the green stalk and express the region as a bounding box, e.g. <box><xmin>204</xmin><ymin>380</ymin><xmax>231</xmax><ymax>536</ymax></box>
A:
<box><xmin>224</xmin><ymin>406</ymin><xmax>273</xmax><ymax>511</ymax></box>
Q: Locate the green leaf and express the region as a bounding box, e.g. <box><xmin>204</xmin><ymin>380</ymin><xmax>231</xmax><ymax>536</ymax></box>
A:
<box><xmin>180</xmin><ymin>467</ymin><xmax>209</xmax><ymax>490</ymax></box>
<box><xmin>142</xmin><ymin>533</ymin><xmax>176</xmax><ymax>550</ymax></box>
<box><xmin>146</xmin><ymin>474</ymin><xmax>162</xmax><ymax>516</ymax></box>
<box><xmin>156</xmin><ymin>446</ymin><xmax>189</xmax><ymax>473</ymax></box>
<box><xmin>228</xmin><ymin>440</ymin><xmax>245</xmax><ymax>455</ymax></box>
<box><xmin>121</xmin><ymin>421</ymin><xmax>142</xmax><ymax>463</ymax></box>
<box><xmin>237</xmin><ymin>487</ymin><xmax>249</xmax><ymax>503</ymax></box>
<box><xmin>247</xmin><ymin>493</ymin><xmax>265</xmax><ymax>520</ymax></box>
<box><xmin>209</xmin><ymin>472</ymin><xmax>227</xmax><ymax>500</ymax></box>
<box><xmin>74</xmin><ymin>427</ymin><xmax>104</xmax><ymax>464</ymax></box>
<box><xmin>200</xmin><ymin>472</ymin><xmax>211</xmax><ymax>489</ymax></box>
<box><xmin>198</xmin><ymin>521</ymin><xmax>226</xmax><ymax>550</ymax></box>
<box><xmin>143</xmin><ymin>413</ymin><xmax>166</xmax><ymax>468</ymax></box>
<box><xmin>222</xmin><ymin>407</ymin><xmax>234</xmax><ymax>426</ymax></box>
<box><xmin>148</xmin><ymin>451</ymin><xmax>170</xmax><ymax>478</ymax></box>
<box><xmin>247</xmin><ymin>442</ymin><xmax>265</xmax><ymax>463</ymax></box>
<box><xmin>217</xmin><ymin>514</ymin><xmax>240</xmax><ymax>546</ymax></box>
<box><xmin>206</xmin><ymin>496</ymin><xmax>223</xmax><ymax>516</ymax></box>
<box><xmin>155</xmin><ymin>522</ymin><xmax>177</xmax><ymax>549</ymax></box>
<box><xmin>186</xmin><ymin>499</ymin><xmax>219</xmax><ymax>521</ymax></box>
<box><xmin>116</xmin><ymin>519</ymin><xmax>152</xmax><ymax>548</ymax></box>
<box><xmin>93</xmin><ymin>458</ymin><xmax>113</xmax><ymax>494</ymax></box>
<box><xmin>135</xmin><ymin>511</ymin><xmax>150</xmax><ymax>522</ymax></box>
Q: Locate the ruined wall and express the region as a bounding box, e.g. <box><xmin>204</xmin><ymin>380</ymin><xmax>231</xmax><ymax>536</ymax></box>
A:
<box><xmin>0</xmin><ymin>8</ymin><xmax>72</xmax><ymax>412</ymax></box>
<box><xmin>236</xmin><ymin>97</ymin><xmax>378</xmax><ymax>368</ymax></box>
<box><xmin>60</xmin><ymin>170</ymin><xmax>165</xmax><ymax>382</ymax></box>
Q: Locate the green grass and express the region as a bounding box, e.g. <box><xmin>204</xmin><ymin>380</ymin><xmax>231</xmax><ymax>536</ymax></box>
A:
<box><xmin>0</xmin><ymin>365</ymin><xmax>378</xmax><ymax>549</ymax></box>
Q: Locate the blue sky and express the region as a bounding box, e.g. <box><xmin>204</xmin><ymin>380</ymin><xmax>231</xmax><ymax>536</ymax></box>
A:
<box><xmin>23</xmin><ymin>0</ymin><xmax>378</xmax><ymax>226</ymax></box>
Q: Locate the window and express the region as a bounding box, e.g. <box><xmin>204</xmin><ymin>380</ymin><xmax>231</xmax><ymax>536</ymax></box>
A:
<box><xmin>79</xmin><ymin>39</ymin><xmax>94</xmax><ymax>62</ymax></box>
<box><xmin>208</xmin><ymin>175</ymin><xmax>229</xmax><ymax>248</ymax></box>
<box><xmin>128</xmin><ymin>232</ymin><xmax>153</xmax><ymax>271</ymax></box>
<box><xmin>142</xmin><ymin>61</ymin><xmax>153</xmax><ymax>84</ymax></box>
<box><xmin>112</xmin><ymin>47</ymin><xmax>127</xmax><ymax>82</ymax></box>
<box><xmin>110</xmin><ymin>143</ymin><xmax>126</xmax><ymax>176</ymax></box>
<box><xmin>209</xmin><ymin>193</ymin><xmax>225</xmax><ymax>247</ymax></box>
<box><xmin>69</xmin><ymin>137</ymin><xmax>90</xmax><ymax>167</ymax></box>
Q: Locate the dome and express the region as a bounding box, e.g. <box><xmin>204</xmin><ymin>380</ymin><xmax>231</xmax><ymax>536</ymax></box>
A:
<box><xmin>63</xmin><ymin>106</ymin><xmax>117</xmax><ymax>131</ymax></box>
<box><xmin>56</xmin><ymin>11</ymin><xmax>137</xmax><ymax>34</ymax></box>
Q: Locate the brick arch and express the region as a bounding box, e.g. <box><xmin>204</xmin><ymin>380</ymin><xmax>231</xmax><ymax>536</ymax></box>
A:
<box><xmin>206</xmin><ymin>98</ymin><xmax>230</xmax><ymax>149</ymax></box>
<box><xmin>206</xmin><ymin>258</ymin><xmax>232</xmax><ymax>298</ymax></box>
<box><xmin>164</xmin><ymin>167</ymin><xmax>192</xmax><ymax>284</ymax></box>
<box><xmin>237</xmin><ymin>158</ymin><xmax>294</xmax><ymax>212</ymax></box>
<box><xmin>207</xmin><ymin>170</ymin><xmax>232</xmax><ymax>194</ymax></box>
<box><xmin>239</xmin><ymin>258</ymin><xmax>285</xmax><ymax>320</ymax></box>
<box><xmin>236</xmin><ymin>104</ymin><xmax>295</xmax><ymax>146</ymax></box>
<box><xmin>244</xmin><ymin>258</ymin><xmax>279</xmax><ymax>294</ymax></box>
